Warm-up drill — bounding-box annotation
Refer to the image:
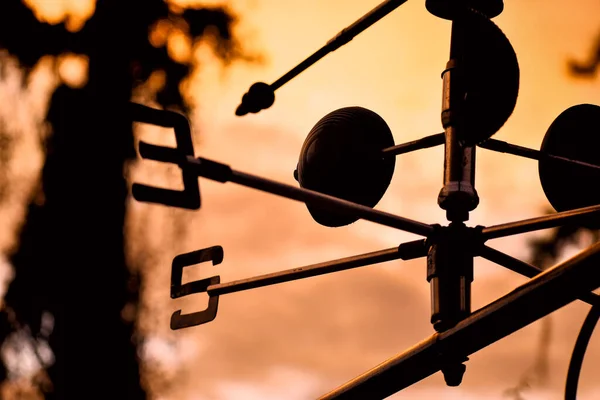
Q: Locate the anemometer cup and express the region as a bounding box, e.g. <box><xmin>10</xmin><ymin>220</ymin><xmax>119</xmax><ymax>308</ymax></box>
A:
<box><xmin>295</xmin><ymin>107</ymin><xmax>396</xmax><ymax>227</ymax></box>
<box><xmin>539</xmin><ymin>104</ymin><xmax>600</xmax><ymax>227</ymax></box>
<box><xmin>129</xmin><ymin>103</ymin><xmax>201</xmax><ymax>210</ymax></box>
<box><xmin>170</xmin><ymin>246</ymin><xmax>223</xmax><ymax>330</ymax></box>
<box><xmin>454</xmin><ymin>8</ymin><xmax>519</xmax><ymax>146</ymax></box>
<box><xmin>426</xmin><ymin>0</ymin><xmax>504</xmax><ymax>19</ymax></box>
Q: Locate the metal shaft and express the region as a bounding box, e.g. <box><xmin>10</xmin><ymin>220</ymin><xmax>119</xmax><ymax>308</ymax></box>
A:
<box><xmin>185</xmin><ymin>156</ymin><xmax>435</xmax><ymax>237</ymax></box>
<box><xmin>271</xmin><ymin>0</ymin><xmax>409</xmax><ymax>91</ymax></box>
<box><xmin>479</xmin><ymin>139</ymin><xmax>600</xmax><ymax>172</ymax></box>
<box><xmin>319</xmin><ymin>241</ymin><xmax>600</xmax><ymax>399</ymax></box>
<box><xmin>481</xmin><ymin>204</ymin><xmax>600</xmax><ymax>240</ymax></box>
<box><xmin>232</xmin><ymin>170</ymin><xmax>434</xmax><ymax>236</ymax></box>
<box><xmin>431</xmin><ymin>20</ymin><xmax>477</xmax><ymax>330</ymax></box>
<box><xmin>477</xmin><ymin>244</ymin><xmax>600</xmax><ymax>306</ymax></box>
<box><xmin>428</xmin><ymin>18</ymin><xmax>478</xmax><ymax>385</ymax></box>
<box><xmin>381</xmin><ymin>132</ymin><xmax>445</xmax><ymax>157</ymax></box>
<box><xmin>437</xmin><ymin>22</ymin><xmax>479</xmax><ymax>222</ymax></box>
<box><xmin>427</xmin><ymin>224</ymin><xmax>474</xmax><ymax>333</ymax></box>
<box><xmin>207</xmin><ymin>240</ymin><xmax>427</xmax><ymax>297</ymax></box>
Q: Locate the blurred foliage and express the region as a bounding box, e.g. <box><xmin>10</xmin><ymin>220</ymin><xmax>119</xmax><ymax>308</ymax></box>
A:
<box><xmin>569</xmin><ymin>28</ymin><xmax>600</xmax><ymax>78</ymax></box>
<box><xmin>0</xmin><ymin>0</ymin><xmax>256</xmax><ymax>112</ymax></box>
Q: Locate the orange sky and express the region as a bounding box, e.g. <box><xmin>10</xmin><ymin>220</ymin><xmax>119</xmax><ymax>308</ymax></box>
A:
<box><xmin>129</xmin><ymin>1</ymin><xmax>600</xmax><ymax>399</ymax></box>
<box><xmin>1</xmin><ymin>0</ymin><xmax>600</xmax><ymax>399</ymax></box>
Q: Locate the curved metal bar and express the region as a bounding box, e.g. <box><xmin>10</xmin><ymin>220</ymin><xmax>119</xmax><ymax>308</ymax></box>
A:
<box><xmin>565</xmin><ymin>304</ymin><xmax>600</xmax><ymax>400</ymax></box>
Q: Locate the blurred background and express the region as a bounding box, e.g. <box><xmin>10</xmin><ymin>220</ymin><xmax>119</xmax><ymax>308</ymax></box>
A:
<box><xmin>0</xmin><ymin>0</ymin><xmax>599</xmax><ymax>399</ymax></box>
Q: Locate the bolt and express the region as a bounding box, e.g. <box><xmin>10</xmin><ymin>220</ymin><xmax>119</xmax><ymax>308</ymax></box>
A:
<box><xmin>442</xmin><ymin>362</ymin><xmax>466</xmax><ymax>386</ymax></box>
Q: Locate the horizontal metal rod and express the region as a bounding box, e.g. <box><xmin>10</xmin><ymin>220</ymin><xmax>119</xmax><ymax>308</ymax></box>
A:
<box><xmin>381</xmin><ymin>132</ymin><xmax>445</xmax><ymax>157</ymax></box>
<box><xmin>208</xmin><ymin>239</ymin><xmax>427</xmax><ymax>297</ymax></box>
<box><xmin>320</xmin><ymin>241</ymin><xmax>600</xmax><ymax>399</ymax></box>
<box><xmin>271</xmin><ymin>0</ymin><xmax>409</xmax><ymax>91</ymax></box>
<box><xmin>186</xmin><ymin>157</ymin><xmax>435</xmax><ymax>237</ymax></box>
<box><xmin>232</xmin><ymin>170</ymin><xmax>434</xmax><ymax>236</ymax></box>
<box><xmin>479</xmin><ymin>139</ymin><xmax>600</xmax><ymax>171</ymax></box>
<box><xmin>477</xmin><ymin>245</ymin><xmax>600</xmax><ymax>306</ymax></box>
<box><xmin>481</xmin><ymin>204</ymin><xmax>600</xmax><ymax>240</ymax></box>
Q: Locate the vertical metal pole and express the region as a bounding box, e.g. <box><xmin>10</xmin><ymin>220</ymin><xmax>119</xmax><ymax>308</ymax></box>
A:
<box><xmin>427</xmin><ymin>15</ymin><xmax>480</xmax><ymax>386</ymax></box>
<box><xmin>438</xmin><ymin>20</ymin><xmax>479</xmax><ymax>222</ymax></box>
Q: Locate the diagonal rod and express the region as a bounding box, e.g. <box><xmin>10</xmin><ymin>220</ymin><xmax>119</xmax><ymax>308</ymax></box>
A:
<box><xmin>270</xmin><ymin>0</ymin><xmax>409</xmax><ymax>91</ymax></box>
<box><xmin>477</xmin><ymin>245</ymin><xmax>600</xmax><ymax>306</ymax></box>
<box><xmin>381</xmin><ymin>132</ymin><xmax>445</xmax><ymax>157</ymax></box>
<box><xmin>208</xmin><ymin>239</ymin><xmax>427</xmax><ymax>297</ymax></box>
<box><xmin>185</xmin><ymin>156</ymin><xmax>435</xmax><ymax>237</ymax></box>
<box><xmin>481</xmin><ymin>204</ymin><xmax>600</xmax><ymax>240</ymax></box>
<box><xmin>319</xmin><ymin>241</ymin><xmax>600</xmax><ymax>400</ymax></box>
<box><xmin>478</xmin><ymin>139</ymin><xmax>600</xmax><ymax>171</ymax></box>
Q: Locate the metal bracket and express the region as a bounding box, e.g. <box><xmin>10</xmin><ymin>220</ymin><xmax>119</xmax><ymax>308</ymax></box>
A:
<box><xmin>170</xmin><ymin>246</ymin><xmax>223</xmax><ymax>330</ymax></box>
<box><xmin>129</xmin><ymin>102</ymin><xmax>201</xmax><ymax>209</ymax></box>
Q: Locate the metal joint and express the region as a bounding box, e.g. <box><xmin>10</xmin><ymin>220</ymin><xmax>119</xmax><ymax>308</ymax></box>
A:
<box><xmin>427</xmin><ymin>224</ymin><xmax>475</xmax><ymax>332</ymax></box>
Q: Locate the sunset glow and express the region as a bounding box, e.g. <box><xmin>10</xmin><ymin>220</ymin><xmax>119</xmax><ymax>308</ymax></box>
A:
<box><xmin>57</xmin><ymin>53</ymin><xmax>88</xmax><ymax>88</ymax></box>
<box><xmin>140</xmin><ymin>1</ymin><xmax>600</xmax><ymax>398</ymax></box>
<box><xmin>2</xmin><ymin>1</ymin><xmax>600</xmax><ymax>399</ymax></box>
<box><xmin>23</xmin><ymin>0</ymin><xmax>95</xmax><ymax>31</ymax></box>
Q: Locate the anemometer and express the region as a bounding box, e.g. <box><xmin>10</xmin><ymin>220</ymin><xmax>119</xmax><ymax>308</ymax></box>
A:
<box><xmin>130</xmin><ymin>0</ymin><xmax>600</xmax><ymax>398</ymax></box>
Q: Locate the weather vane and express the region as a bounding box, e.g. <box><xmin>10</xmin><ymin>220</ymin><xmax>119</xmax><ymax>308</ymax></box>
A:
<box><xmin>129</xmin><ymin>0</ymin><xmax>600</xmax><ymax>398</ymax></box>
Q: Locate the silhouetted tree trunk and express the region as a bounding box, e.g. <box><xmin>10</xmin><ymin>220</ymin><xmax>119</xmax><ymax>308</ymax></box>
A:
<box><xmin>8</xmin><ymin>1</ymin><xmax>144</xmax><ymax>398</ymax></box>
<box><xmin>0</xmin><ymin>0</ymin><xmax>250</xmax><ymax>398</ymax></box>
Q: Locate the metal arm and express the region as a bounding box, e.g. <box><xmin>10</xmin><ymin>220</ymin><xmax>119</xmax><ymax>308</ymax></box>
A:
<box><xmin>170</xmin><ymin>240</ymin><xmax>428</xmax><ymax>329</ymax></box>
<box><xmin>183</xmin><ymin>156</ymin><xmax>435</xmax><ymax>237</ymax></box>
<box><xmin>479</xmin><ymin>138</ymin><xmax>600</xmax><ymax>172</ymax></box>
<box><xmin>481</xmin><ymin>204</ymin><xmax>600</xmax><ymax>240</ymax></box>
<box><xmin>381</xmin><ymin>132</ymin><xmax>445</xmax><ymax>157</ymax></box>
<box><xmin>477</xmin><ymin>244</ymin><xmax>600</xmax><ymax>306</ymax></box>
<box><xmin>209</xmin><ymin>239</ymin><xmax>427</xmax><ymax>297</ymax></box>
<box><xmin>235</xmin><ymin>0</ymin><xmax>410</xmax><ymax>116</ymax></box>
